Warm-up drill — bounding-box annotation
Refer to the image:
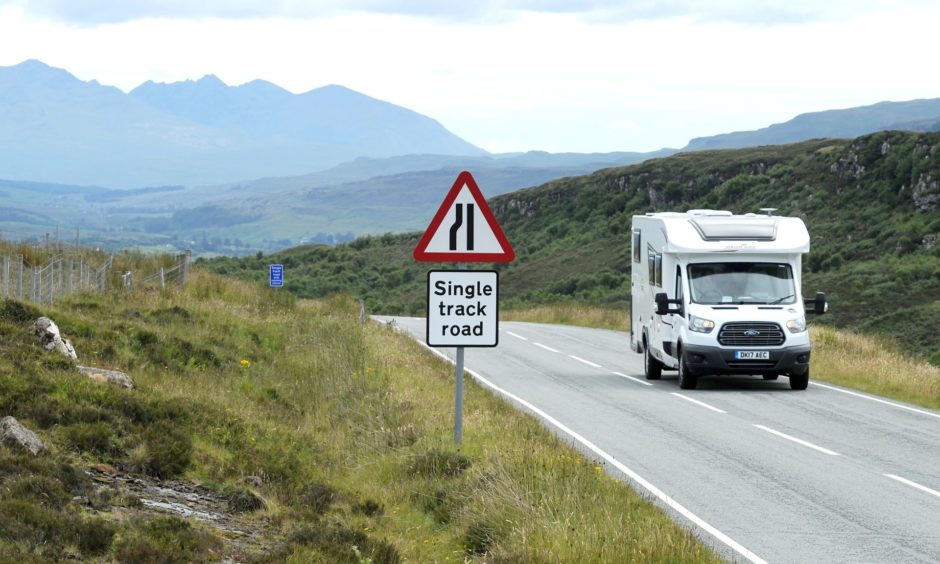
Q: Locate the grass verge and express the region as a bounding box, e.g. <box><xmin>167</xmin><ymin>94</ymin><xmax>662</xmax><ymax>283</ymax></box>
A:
<box><xmin>502</xmin><ymin>303</ymin><xmax>630</xmax><ymax>331</ymax></box>
<box><xmin>0</xmin><ymin>269</ymin><xmax>719</xmax><ymax>562</ymax></box>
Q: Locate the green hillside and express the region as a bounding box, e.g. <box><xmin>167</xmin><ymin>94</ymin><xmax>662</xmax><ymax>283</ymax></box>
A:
<box><xmin>202</xmin><ymin>131</ymin><xmax>940</xmax><ymax>364</ymax></box>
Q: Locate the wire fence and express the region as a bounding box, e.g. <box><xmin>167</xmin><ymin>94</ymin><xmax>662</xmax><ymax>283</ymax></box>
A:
<box><xmin>2</xmin><ymin>251</ymin><xmax>191</xmax><ymax>305</ymax></box>
<box><xmin>122</xmin><ymin>252</ymin><xmax>191</xmax><ymax>291</ymax></box>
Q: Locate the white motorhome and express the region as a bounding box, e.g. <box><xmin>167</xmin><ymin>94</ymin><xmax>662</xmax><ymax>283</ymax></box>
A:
<box><xmin>630</xmin><ymin>210</ymin><xmax>826</xmax><ymax>390</ymax></box>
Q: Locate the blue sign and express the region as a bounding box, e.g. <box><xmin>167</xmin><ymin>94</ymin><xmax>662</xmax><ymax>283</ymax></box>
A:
<box><xmin>269</xmin><ymin>264</ymin><xmax>284</xmax><ymax>287</ymax></box>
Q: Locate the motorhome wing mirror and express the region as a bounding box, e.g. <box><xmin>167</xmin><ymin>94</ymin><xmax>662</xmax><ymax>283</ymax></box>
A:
<box><xmin>655</xmin><ymin>293</ymin><xmax>684</xmax><ymax>316</ymax></box>
<box><xmin>814</xmin><ymin>292</ymin><xmax>827</xmax><ymax>315</ymax></box>
<box><xmin>655</xmin><ymin>293</ymin><xmax>669</xmax><ymax>316</ymax></box>
<box><xmin>805</xmin><ymin>292</ymin><xmax>827</xmax><ymax>315</ymax></box>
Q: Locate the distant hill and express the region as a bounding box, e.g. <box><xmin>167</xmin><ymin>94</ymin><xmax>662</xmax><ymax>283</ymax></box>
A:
<box><xmin>0</xmin><ymin>150</ymin><xmax>673</xmax><ymax>253</ymax></box>
<box><xmin>0</xmin><ymin>60</ymin><xmax>485</xmax><ymax>187</ymax></box>
<box><xmin>685</xmin><ymin>98</ymin><xmax>940</xmax><ymax>150</ymax></box>
<box><xmin>202</xmin><ymin>131</ymin><xmax>940</xmax><ymax>364</ymax></box>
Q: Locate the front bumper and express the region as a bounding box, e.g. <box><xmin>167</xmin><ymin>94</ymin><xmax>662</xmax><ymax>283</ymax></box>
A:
<box><xmin>682</xmin><ymin>343</ymin><xmax>811</xmax><ymax>377</ymax></box>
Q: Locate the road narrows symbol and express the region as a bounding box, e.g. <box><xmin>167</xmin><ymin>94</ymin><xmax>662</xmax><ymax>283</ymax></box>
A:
<box><xmin>448</xmin><ymin>203</ymin><xmax>475</xmax><ymax>251</ymax></box>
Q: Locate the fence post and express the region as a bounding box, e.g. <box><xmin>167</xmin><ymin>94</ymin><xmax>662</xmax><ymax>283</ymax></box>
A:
<box><xmin>32</xmin><ymin>266</ymin><xmax>39</xmax><ymax>303</ymax></box>
<box><xmin>17</xmin><ymin>256</ymin><xmax>23</xmax><ymax>299</ymax></box>
<box><xmin>179</xmin><ymin>250</ymin><xmax>191</xmax><ymax>288</ymax></box>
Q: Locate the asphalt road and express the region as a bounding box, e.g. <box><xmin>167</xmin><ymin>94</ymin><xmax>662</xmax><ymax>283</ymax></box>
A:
<box><xmin>375</xmin><ymin>316</ymin><xmax>940</xmax><ymax>564</ymax></box>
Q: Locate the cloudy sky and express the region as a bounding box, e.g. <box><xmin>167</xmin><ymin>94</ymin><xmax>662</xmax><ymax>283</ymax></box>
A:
<box><xmin>1</xmin><ymin>0</ymin><xmax>938</xmax><ymax>153</ymax></box>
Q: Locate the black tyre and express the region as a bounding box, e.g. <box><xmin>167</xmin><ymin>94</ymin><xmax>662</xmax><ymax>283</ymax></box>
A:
<box><xmin>677</xmin><ymin>352</ymin><xmax>698</xmax><ymax>390</ymax></box>
<box><xmin>644</xmin><ymin>343</ymin><xmax>662</xmax><ymax>380</ymax></box>
<box><xmin>789</xmin><ymin>368</ymin><xmax>809</xmax><ymax>390</ymax></box>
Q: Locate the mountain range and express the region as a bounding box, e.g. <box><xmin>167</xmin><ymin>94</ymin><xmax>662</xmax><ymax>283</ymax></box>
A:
<box><xmin>0</xmin><ymin>59</ymin><xmax>483</xmax><ymax>187</ymax></box>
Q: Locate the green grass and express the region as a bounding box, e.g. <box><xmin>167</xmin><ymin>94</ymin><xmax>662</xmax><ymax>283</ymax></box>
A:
<box><xmin>0</xmin><ymin>267</ymin><xmax>720</xmax><ymax>562</ymax></box>
<box><xmin>502</xmin><ymin>303</ymin><xmax>630</xmax><ymax>331</ymax></box>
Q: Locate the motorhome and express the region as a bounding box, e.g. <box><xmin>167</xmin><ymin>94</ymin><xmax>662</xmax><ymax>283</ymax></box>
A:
<box><xmin>630</xmin><ymin>210</ymin><xmax>826</xmax><ymax>390</ymax></box>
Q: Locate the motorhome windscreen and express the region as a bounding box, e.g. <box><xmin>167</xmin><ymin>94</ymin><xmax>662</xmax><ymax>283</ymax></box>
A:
<box><xmin>688</xmin><ymin>263</ymin><xmax>796</xmax><ymax>305</ymax></box>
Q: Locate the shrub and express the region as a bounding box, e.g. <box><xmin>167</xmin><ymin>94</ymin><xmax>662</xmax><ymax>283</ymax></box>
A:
<box><xmin>407</xmin><ymin>449</ymin><xmax>472</xmax><ymax>478</ymax></box>
<box><xmin>62</xmin><ymin>422</ymin><xmax>119</xmax><ymax>457</ymax></box>
<box><xmin>295</xmin><ymin>482</ymin><xmax>336</xmax><ymax>515</ymax></box>
<box><xmin>114</xmin><ymin>516</ymin><xmax>222</xmax><ymax>564</ymax></box>
<box><xmin>141</xmin><ymin>421</ymin><xmax>192</xmax><ymax>478</ymax></box>
<box><xmin>272</xmin><ymin>525</ymin><xmax>402</xmax><ymax>564</ymax></box>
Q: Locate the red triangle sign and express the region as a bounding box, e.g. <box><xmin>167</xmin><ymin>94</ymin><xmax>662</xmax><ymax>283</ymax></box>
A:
<box><xmin>413</xmin><ymin>171</ymin><xmax>515</xmax><ymax>263</ymax></box>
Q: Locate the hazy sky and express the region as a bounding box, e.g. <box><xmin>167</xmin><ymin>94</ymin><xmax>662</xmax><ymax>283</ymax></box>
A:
<box><xmin>1</xmin><ymin>0</ymin><xmax>938</xmax><ymax>153</ymax></box>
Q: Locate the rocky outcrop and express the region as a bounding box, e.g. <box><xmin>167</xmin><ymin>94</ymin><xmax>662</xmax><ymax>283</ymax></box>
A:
<box><xmin>77</xmin><ymin>366</ymin><xmax>135</xmax><ymax>389</ymax></box>
<box><xmin>34</xmin><ymin>316</ymin><xmax>77</xmax><ymax>360</ymax></box>
<box><xmin>0</xmin><ymin>416</ymin><xmax>46</xmax><ymax>455</ymax></box>
<box><xmin>912</xmin><ymin>172</ymin><xmax>940</xmax><ymax>212</ymax></box>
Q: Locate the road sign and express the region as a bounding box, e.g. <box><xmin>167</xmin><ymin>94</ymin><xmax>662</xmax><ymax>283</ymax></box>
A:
<box><xmin>413</xmin><ymin>171</ymin><xmax>515</xmax><ymax>263</ymax></box>
<box><xmin>269</xmin><ymin>264</ymin><xmax>284</xmax><ymax>287</ymax></box>
<box><xmin>426</xmin><ymin>270</ymin><xmax>498</xmax><ymax>347</ymax></box>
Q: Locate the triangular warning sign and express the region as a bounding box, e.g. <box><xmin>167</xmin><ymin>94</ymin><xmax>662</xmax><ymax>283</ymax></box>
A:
<box><xmin>413</xmin><ymin>171</ymin><xmax>515</xmax><ymax>263</ymax></box>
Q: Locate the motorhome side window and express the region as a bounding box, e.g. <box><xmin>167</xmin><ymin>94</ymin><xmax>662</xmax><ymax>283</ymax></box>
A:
<box><xmin>632</xmin><ymin>230</ymin><xmax>641</xmax><ymax>263</ymax></box>
<box><xmin>647</xmin><ymin>247</ymin><xmax>662</xmax><ymax>287</ymax></box>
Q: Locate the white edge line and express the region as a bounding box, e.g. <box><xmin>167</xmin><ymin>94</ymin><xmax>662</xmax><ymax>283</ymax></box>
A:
<box><xmin>885</xmin><ymin>474</ymin><xmax>940</xmax><ymax>500</ymax></box>
<box><xmin>612</xmin><ymin>371</ymin><xmax>654</xmax><ymax>387</ymax></box>
<box><xmin>506</xmin><ymin>330</ymin><xmax>528</xmax><ymax>341</ymax></box>
<box><xmin>753</xmin><ymin>424</ymin><xmax>840</xmax><ymax>456</ymax></box>
<box><xmin>416</xmin><ymin>340</ymin><xmax>767</xmax><ymax>564</ymax></box>
<box><xmin>810</xmin><ymin>382</ymin><xmax>940</xmax><ymax>420</ymax></box>
<box><xmin>569</xmin><ymin>354</ymin><xmax>603</xmax><ymax>369</ymax></box>
<box><xmin>671</xmin><ymin>393</ymin><xmax>727</xmax><ymax>414</ymax></box>
<box><xmin>533</xmin><ymin>342</ymin><xmax>560</xmax><ymax>353</ymax></box>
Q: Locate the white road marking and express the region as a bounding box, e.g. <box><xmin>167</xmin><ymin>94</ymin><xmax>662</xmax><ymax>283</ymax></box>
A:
<box><xmin>810</xmin><ymin>382</ymin><xmax>940</xmax><ymax>420</ymax></box>
<box><xmin>569</xmin><ymin>355</ymin><xmax>603</xmax><ymax>369</ymax></box>
<box><xmin>611</xmin><ymin>371</ymin><xmax>654</xmax><ymax>386</ymax></box>
<box><xmin>671</xmin><ymin>393</ymin><xmax>727</xmax><ymax>414</ymax></box>
<box><xmin>753</xmin><ymin>425</ymin><xmax>840</xmax><ymax>456</ymax></box>
<box><xmin>885</xmin><ymin>474</ymin><xmax>940</xmax><ymax>500</ymax></box>
<box><xmin>506</xmin><ymin>330</ymin><xmax>528</xmax><ymax>341</ymax></box>
<box><xmin>416</xmin><ymin>341</ymin><xmax>767</xmax><ymax>564</ymax></box>
<box><xmin>533</xmin><ymin>342</ymin><xmax>560</xmax><ymax>353</ymax></box>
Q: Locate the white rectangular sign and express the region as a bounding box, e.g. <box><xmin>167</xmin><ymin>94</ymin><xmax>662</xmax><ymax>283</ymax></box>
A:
<box><xmin>426</xmin><ymin>270</ymin><xmax>498</xmax><ymax>347</ymax></box>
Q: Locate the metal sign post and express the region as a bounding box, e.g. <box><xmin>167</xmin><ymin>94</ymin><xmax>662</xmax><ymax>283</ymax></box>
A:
<box><xmin>454</xmin><ymin>262</ymin><xmax>466</xmax><ymax>446</ymax></box>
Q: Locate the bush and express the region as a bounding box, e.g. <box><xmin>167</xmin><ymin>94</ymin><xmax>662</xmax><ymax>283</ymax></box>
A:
<box><xmin>62</xmin><ymin>422</ymin><xmax>119</xmax><ymax>457</ymax></box>
<box><xmin>141</xmin><ymin>421</ymin><xmax>192</xmax><ymax>478</ymax></box>
<box><xmin>114</xmin><ymin>516</ymin><xmax>222</xmax><ymax>564</ymax></box>
<box><xmin>406</xmin><ymin>449</ymin><xmax>472</xmax><ymax>478</ymax></box>
<box><xmin>295</xmin><ymin>482</ymin><xmax>336</xmax><ymax>515</ymax></box>
<box><xmin>272</xmin><ymin>525</ymin><xmax>402</xmax><ymax>564</ymax></box>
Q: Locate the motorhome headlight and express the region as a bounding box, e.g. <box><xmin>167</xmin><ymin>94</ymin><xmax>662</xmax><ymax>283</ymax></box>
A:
<box><xmin>689</xmin><ymin>315</ymin><xmax>715</xmax><ymax>333</ymax></box>
<box><xmin>786</xmin><ymin>316</ymin><xmax>807</xmax><ymax>333</ymax></box>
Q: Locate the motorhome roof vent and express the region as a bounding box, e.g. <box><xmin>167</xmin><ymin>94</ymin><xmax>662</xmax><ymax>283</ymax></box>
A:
<box><xmin>689</xmin><ymin>216</ymin><xmax>778</xmax><ymax>241</ymax></box>
<box><xmin>687</xmin><ymin>209</ymin><xmax>733</xmax><ymax>216</ymax></box>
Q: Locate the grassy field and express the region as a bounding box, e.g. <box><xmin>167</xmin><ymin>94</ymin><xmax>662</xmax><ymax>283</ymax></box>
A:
<box><xmin>0</xmin><ymin>260</ymin><xmax>720</xmax><ymax>562</ymax></box>
<box><xmin>811</xmin><ymin>326</ymin><xmax>940</xmax><ymax>410</ymax></box>
<box><xmin>502</xmin><ymin>303</ymin><xmax>630</xmax><ymax>331</ymax></box>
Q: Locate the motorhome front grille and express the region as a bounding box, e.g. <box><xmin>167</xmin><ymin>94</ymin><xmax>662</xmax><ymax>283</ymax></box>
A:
<box><xmin>718</xmin><ymin>323</ymin><xmax>785</xmax><ymax>346</ymax></box>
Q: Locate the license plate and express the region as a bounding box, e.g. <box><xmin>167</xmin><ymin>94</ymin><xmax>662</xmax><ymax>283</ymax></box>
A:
<box><xmin>735</xmin><ymin>351</ymin><xmax>770</xmax><ymax>360</ymax></box>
